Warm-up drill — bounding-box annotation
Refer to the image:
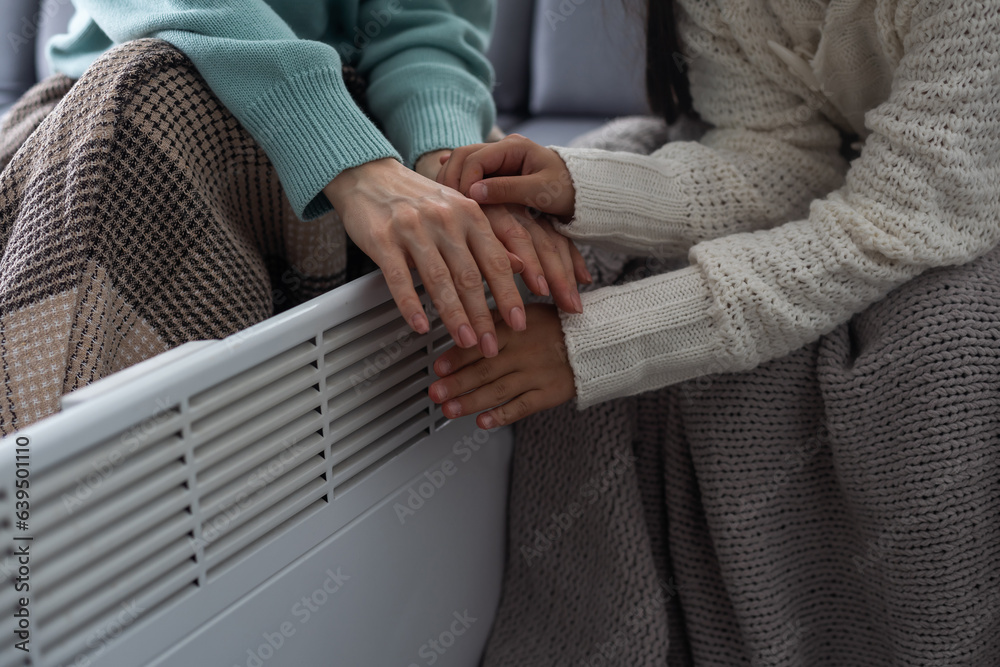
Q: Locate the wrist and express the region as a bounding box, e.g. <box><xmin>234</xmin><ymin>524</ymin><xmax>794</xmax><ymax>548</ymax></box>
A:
<box><xmin>415</xmin><ymin>149</ymin><xmax>453</xmax><ymax>181</ymax></box>
<box><xmin>324</xmin><ymin>157</ymin><xmax>400</xmax><ymax>209</ymax></box>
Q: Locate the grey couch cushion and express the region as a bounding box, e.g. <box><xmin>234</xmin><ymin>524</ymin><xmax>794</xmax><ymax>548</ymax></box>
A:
<box><xmin>35</xmin><ymin>0</ymin><xmax>76</xmax><ymax>81</ymax></box>
<box><xmin>505</xmin><ymin>116</ymin><xmax>608</xmax><ymax>147</ymax></box>
<box><xmin>529</xmin><ymin>0</ymin><xmax>649</xmax><ymax>118</ymax></box>
<box><xmin>485</xmin><ymin>0</ymin><xmax>535</xmax><ymax>114</ymax></box>
<box><xmin>0</xmin><ymin>0</ymin><xmax>43</xmax><ymax>115</ymax></box>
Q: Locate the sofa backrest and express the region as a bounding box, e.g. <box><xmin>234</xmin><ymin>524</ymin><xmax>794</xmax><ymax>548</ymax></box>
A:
<box><xmin>485</xmin><ymin>0</ymin><xmax>536</xmax><ymax>117</ymax></box>
<box><xmin>3</xmin><ymin>0</ymin><xmax>649</xmax><ymax>121</ymax></box>
<box><xmin>0</xmin><ymin>0</ymin><xmax>74</xmax><ymax>114</ymax></box>
<box><xmin>487</xmin><ymin>0</ymin><xmax>649</xmax><ymax>118</ymax></box>
<box><xmin>0</xmin><ymin>0</ymin><xmax>44</xmax><ymax>113</ymax></box>
<box><xmin>530</xmin><ymin>0</ymin><xmax>649</xmax><ymax>117</ymax></box>
<box><xmin>35</xmin><ymin>0</ymin><xmax>77</xmax><ymax>81</ymax></box>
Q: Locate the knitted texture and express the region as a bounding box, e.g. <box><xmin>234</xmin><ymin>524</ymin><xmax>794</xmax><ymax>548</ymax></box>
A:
<box><xmin>0</xmin><ymin>40</ymin><xmax>347</xmax><ymax>432</ymax></box>
<box><xmin>481</xmin><ymin>122</ymin><xmax>696</xmax><ymax>666</ymax></box>
<box><xmin>553</xmin><ymin>0</ymin><xmax>1000</xmax><ymax>409</ymax></box>
<box><xmin>560</xmin><ymin>116</ymin><xmax>709</xmax><ymax>293</ymax></box>
<box><xmin>484</xmin><ymin>121</ymin><xmax>1000</xmax><ymax>665</ymax></box>
<box><xmin>49</xmin><ymin>0</ymin><xmax>496</xmax><ymax>220</ymax></box>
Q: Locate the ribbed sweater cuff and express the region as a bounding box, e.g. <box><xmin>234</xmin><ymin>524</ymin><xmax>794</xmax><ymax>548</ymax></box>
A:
<box><xmin>240</xmin><ymin>66</ymin><xmax>400</xmax><ymax>221</ymax></box>
<box><xmin>552</xmin><ymin>146</ymin><xmax>694</xmax><ymax>258</ymax></box>
<box><xmin>382</xmin><ymin>88</ymin><xmax>491</xmax><ymax>167</ymax></box>
<box><xmin>561</xmin><ymin>266</ymin><xmax>724</xmax><ymax>409</ymax></box>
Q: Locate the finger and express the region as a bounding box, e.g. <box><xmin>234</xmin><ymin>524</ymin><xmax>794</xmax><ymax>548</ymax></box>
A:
<box><xmin>485</xmin><ymin>208</ymin><xmax>541</xmax><ymax>316</ymax></box>
<box><xmin>411</xmin><ymin>246</ymin><xmax>479</xmax><ymax>350</ymax></box>
<box><xmin>439</xmin><ymin>153</ymin><xmax>451</xmax><ymax>165</ymax></box>
<box><xmin>478</xmin><ymin>388</ymin><xmax>554</xmax><ymax>429</ymax></box>
<box><xmin>438</xmin><ymin>371</ymin><xmax>533</xmax><ymax>420</ymax></box>
<box><xmin>379</xmin><ymin>250</ymin><xmax>431</xmax><ymax>334</ymax></box>
<box><xmin>429</xmin><ymin>352</ymin><xmax>516</xmax><ymax>405</ymax></box>
<box><xmin>437</xmin><ymin>240</ymin><xmax>503</xmax><ymax>358</ymax></box>
<box><xmin>466</xmin><ymin>229</ymin><xmax>527</xmax><ymax>337</ymax></box>
<box><xmin>466</xmin><ymin>174</ymin><xmax>555</xmax><ymax>210</ymax></box>
<box><xmin>554</xmin><ymin>231</ymin><xmax>584</xmax><ymax>313</ymax></box>
<box><xmin>438</xmin><ymin>143</ymin><xmax>488</xmax><ymax>189</ymax></box>
<box><xmin>569</xmin><ymin>240</ymin><xmax>593</xmax><ymax>284</ymax></box>
<box><xmin>523</xmin><ymin>220</ymin><xmax>580</xmax><ymax>312</ymax></box>
<box><xmin>433</xmin><ymin>338</ymin><xmax>485</xmax><ymax>378</ymax></box>
<box><xmin>506</xmin><ymin>250</ymin><xmax>525</xmax><ymax>275</ymax></box>
<box><xmin>456</xmin><ymin>135</ymin><xmax>536</xmax><ymax>195</ymax></box>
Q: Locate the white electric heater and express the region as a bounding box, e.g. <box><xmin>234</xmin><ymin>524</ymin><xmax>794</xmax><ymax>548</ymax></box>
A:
<box><xmin>0</xmin><ymin>271</ymin><xmax>512</xmax><ymax>667</ymax></box>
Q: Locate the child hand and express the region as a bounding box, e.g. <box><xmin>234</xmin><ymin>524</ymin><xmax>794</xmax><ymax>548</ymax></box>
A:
<box><xmin>437</xmin><ymin>135</ymin><xmax>576</xmax><ymax>217</ymax></box>
<box><xmin>429</xmin><ymin>304</ymin><xmax>576</xmax><ymax>429</ymax></box>
<box><xmin>480</xmin><ymin>204</ymin><xmax>591</xmax><ymax>314</ymax></box>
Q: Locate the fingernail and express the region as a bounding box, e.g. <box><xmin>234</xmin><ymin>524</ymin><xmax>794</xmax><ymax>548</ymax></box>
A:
<box><xmin>583</xmin><ymin>268</ymin><xmax>594</xmax><ymax>284</ymax></box>
<box><xmin>411</xmin><ymin>312</ymin><xmax>430</xmax><ymax>334</ymax></box>
<box><xmin>481</xmin><ymin>332</ymin><xmax>499</xmax><ymax>358</ymax></box>
<box><xmin>458</xmin><ymin>324</ymin><xmax>477</xmax><ymax>348</ymax></box>
<box><xmin>537</xmin><ymin>275</ymin><xmax>550</xmax><ymax>296</ymax></box>
<box><xmin>470</xmin><ymin>182</ymin><xmax>487</xmax><ymax>201</ymax></box>
<box><xmin>445</xmin><ymin>400</ymin><xmax>462</xmax><ymax>417</ymax></box>
<box><xmin>480</xmin><ymin>414</ymin><xmax>496</xmax><ymax>429</ymax></box>
<box><xmin>436</xmin><ymin>359</ymin><xmax>451</xmax><ymax>376</ymax></box>
<box><xmin>508</xmin><ymin>253</ymin><xmax>525</xmax><ymax>274</ymax></box>
<box><xmin>510</xmin><ymin>306</ymin><xmax>526</xmax><ymax>332</ymax></box>
<box><xmin>572</xmin><ymin>292</ymin><xmax>584</xmax><ymax>313</ymax></box>
<box><xmin>430</xmin><ymin>384</ymin><xmax>447</xmax><ymax>401</ymax></box>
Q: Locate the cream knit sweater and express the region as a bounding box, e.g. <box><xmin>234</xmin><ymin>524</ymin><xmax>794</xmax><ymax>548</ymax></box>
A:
<box><xmin>554</xmin><ymin>0</ymin><xmax>1000</xmax><ymax>409</ymax></box>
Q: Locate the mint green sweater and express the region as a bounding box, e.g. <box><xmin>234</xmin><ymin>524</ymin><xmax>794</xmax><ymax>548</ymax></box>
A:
<box><xmin>48</xmin><ymin>0</ymin><xmax>496</xmax><ymax>220</ymax></box>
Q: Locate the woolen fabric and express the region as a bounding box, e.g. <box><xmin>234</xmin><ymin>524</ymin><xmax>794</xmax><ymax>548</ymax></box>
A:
<box><xmin>0</xmin><ymin>40</ymin><xmax>347</xmax><ymax>433</ymax></box>
<box><xmin>482</xmin><ymin>115</ymin><xmax>1000</xmax><ymax>666</ymax></box>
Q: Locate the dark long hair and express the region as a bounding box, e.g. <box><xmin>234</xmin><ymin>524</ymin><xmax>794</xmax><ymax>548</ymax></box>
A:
<box><xmin>644</xmin><ymin>0</ymin><xmax>692</xmax><ymax>123</ymax></box>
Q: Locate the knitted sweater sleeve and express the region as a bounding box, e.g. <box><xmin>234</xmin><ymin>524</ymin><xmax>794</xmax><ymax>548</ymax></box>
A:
<box><xmin>561</xmin><ymin>0</ymin><xmax>1000</xmax><ymax>409</ymax></box>
<box><xmin>355</xmin><ymin>0</ymin><xmax>496</xmax><ymax>169</ymax></box>
<box><xmin>50</xmin><ymin>0</ymin><xmax>494</xmax><ymax>221</ymax></box>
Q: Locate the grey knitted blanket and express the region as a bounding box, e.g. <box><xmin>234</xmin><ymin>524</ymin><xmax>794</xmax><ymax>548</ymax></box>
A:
<box><xmin>482</xmin><ymin>118</ymin><xmax>1000</xmax><ymax>666</ymax></box>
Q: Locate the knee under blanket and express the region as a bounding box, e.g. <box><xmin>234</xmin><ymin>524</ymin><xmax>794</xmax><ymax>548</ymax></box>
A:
<box><xmin>0</xmin><ymin>40</ymin><xmax>347</xmax><ymax>433</ymax></box>
<box><xmin>482</xmin><ymin>119</ymin><xmax>1000</xmax><ymax>667</ymax></box>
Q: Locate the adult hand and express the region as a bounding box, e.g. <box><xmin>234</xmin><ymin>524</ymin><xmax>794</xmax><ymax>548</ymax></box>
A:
<box><xmin>424</xmin><ymin>148</ymin><xmax>591</xmax><ymax>315</ymax></box>
<box><xmin>437</xmin><ymin>134</ymin><xmax>576</xmax><ymax>217</ymax></box>
<box><xmin>324</xmin><ymin>158</ymin><xmax>526</xmax><ymax>357</ymax></box>
<box><xmin>429</xmin><ymin>304</ymin><xmax>576</xmax><ymax>429</ymax></box>
<box><xmin>480</xmin><ymin>204</ymin><xmax>590</xmax><ymax>314</ymax></box>
<box><xmin>417</xmin><ymin>149</ymin><xmax>527</xmax><ymax>277</ymax></box>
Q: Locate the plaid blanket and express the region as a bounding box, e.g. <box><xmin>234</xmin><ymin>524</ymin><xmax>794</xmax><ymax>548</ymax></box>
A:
<box><xmin>483</xmin><ymin>119</ymin><xmax>1000</xmax><ymax>666</ymax></box>
<box><xmin>0</xmin><ymin>40</ymin><xmax>347</xmax><ymax>433</ymax></box>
